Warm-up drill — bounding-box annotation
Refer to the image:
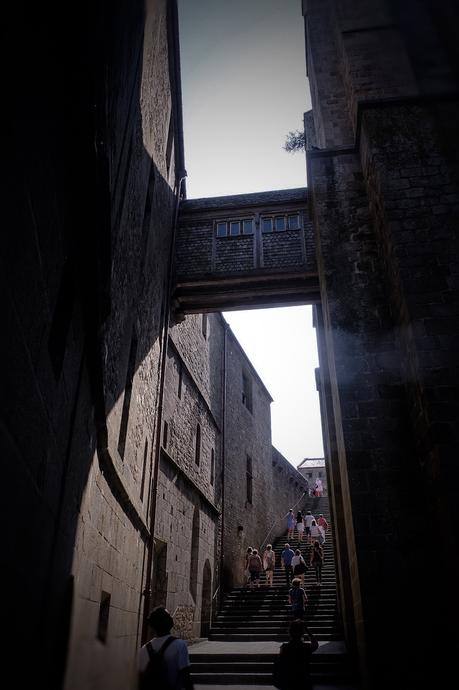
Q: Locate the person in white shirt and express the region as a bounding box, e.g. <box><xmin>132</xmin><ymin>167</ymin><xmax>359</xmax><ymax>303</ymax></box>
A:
<box><xmin>138</xmin><ymin>606</ymin><xmax>193</xmax><ymax>690</ymax></box>
<box><xmin>304</xmin><ymin>511</ymin><xmax>315</xmax><ymax>544</ymax></box>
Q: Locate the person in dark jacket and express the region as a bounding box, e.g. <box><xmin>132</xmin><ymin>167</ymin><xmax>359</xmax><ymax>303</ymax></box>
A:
<box><xmin>272</xmin><ymin>619</ymin><xmax>318</xmax><ymax>690</ymax></box>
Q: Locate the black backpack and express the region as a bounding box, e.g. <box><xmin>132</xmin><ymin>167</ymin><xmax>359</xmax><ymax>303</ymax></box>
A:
<box><xmin>139</xmin><ymin>635</ymin><xmax>176</xmax><ymax>690</ymax></box>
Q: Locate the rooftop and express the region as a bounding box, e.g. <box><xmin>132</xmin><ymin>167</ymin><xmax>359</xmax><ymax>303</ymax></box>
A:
<box><xmin>297</xmin><ymin>457</ymin><xmax>325</xmax><ymax>469</ymax></box>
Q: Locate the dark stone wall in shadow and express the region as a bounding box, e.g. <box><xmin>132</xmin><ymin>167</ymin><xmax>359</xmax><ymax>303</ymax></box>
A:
<box><xmin>1</xmin><ymin>2</ymin><xmax>179</xmax><ymax>687</ymax></box>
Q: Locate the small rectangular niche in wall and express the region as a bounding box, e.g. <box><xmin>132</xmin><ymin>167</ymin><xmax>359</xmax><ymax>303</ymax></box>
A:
<box><xmin>97</xmin><ymin>591</ymin><xmax>111</xmax><ymax>643</ymax></box>
<box><xmin>178</xmin><ymin>361</ymin><xmax>183</xmax><ymax>399</ymax></box>
<box><xmin>195</xmin><ymin>424</ymin><xmax>201</xmax><ymax>466</ymax></box>
<box><xmin>201</xmin><ymin>314</ymin><xmax>208</xmax><ymax>339</ymax></box>
<box><xmin>210</xmin><ymin>448</ymin><xmax>215</xmax><ymax>486</ymax></box>
<box><xmin>140</xmin><ymin>438</ymin><xmax>148</xmax><ymax>502</ymax></box>
<box><xmin>163</xmin><ymin>421</ymin><xmax>169</xmax><ymax>449</ymax></box>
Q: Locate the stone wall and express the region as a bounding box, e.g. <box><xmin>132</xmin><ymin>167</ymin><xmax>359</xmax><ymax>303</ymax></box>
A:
<box><xmin>3</xmin><ymin>1</ymin><xmax>183</xmax><ymax>688</ymax></box>
<box><xmin>64</xmin><ymin>1</ymin><xmax>183</xmax><ymax>688</ymax></box>
<box><xmin>270</xmin><ymin>448</ymin><xmax>310</xmax><ymax>542</ymax></box>
<box><xmin>157</xmin><ymin>313</ymin><xmax>224</xmax><ymax>638</ymax></box>
<box><xmin>304</xmin><ymin>1</ymin><xmax>459</xmax><ymax>687</ymax></box>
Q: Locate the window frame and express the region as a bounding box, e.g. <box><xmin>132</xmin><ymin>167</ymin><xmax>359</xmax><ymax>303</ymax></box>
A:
<box><xmin>215</xmin><ymin>217</ymin><xmax>254</xmax><ymax>238</ymax></box>
<box><xmin>261</xmin><ymin>212</ymin><xmax>302</xmax><ymax>233</ymax></box>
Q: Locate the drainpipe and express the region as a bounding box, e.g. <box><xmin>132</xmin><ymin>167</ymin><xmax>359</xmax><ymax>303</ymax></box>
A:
<box><xmin>217</xmin><ymin>322</ymin><xmax>229</xmax><ymax>613</ymax></box>
<box><xmin>141</xmin><ymin>169</ymin><xmax>186</xmax><ymax>643</ymax></box>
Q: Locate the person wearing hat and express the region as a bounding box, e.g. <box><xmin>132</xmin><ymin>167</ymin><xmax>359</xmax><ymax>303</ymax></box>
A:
<box><xmin>138</xmin><ymin>606</ymin><xmax>194</xmax><ymax>689</ymax></box>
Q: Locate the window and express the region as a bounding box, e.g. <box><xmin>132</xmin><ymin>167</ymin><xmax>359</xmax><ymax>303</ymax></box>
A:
<box><xmin>242</xmin><ymin>219</ymin><xmax>253</xmax><ymax>234</ymax></box>
<box><xmin>140</xmin><ymin>439</ymin><xmax>148</xmax><ymax>502</ymax></box>
<box><xmin>216</xmin><ymin>221</ymin><xmax>227</xmax><ymax>237</ymax></box>
<box><xmin>163</xmin><ymin>421</ymin><xmax>168</xmax><ymax>449</ymax></box>
<box><xmin>195</xmin><ymin>424</ymin><xmax>201</xmax><ymax>466</ymax></box>
<box><xmin>288</xmin><ymin>214</ymin><xmax>300</xmax><ymax>229</ymax></box>
<box><xmin>97</xmin><ymin>591</ymin><xmax>111</xmax><ymax>643</ymax></box>
<box><xmin>210</xmin><ymin>448</ymin><xmax>215</xmax><ymax>486</ymax></box>
<box><xmin>230</xmin><ymin>221</ymin><xmax>240</xmax><ymax>236</ymax></box>
<box><xmin>242</xmin><ymin>372</ymin><xmax>253</xmax><ymax>413</ymax></box>
<box><xmin>201</xmin><ymin>314</ymin><xmax>208</xmax><ymax>339</ymax></box>
<box><xmin>261</xmin><ymin>213</ymin><xmax>301</xmax><ymax>232</ymax></box>
<box><xmin>262</xmin><ymin>216</ymin><xmax>272</xmax><ymax>232</ymax></box>
<box><xmin>275</xmin><ymin>216</ymin><xmax>286</xmax><ymax>231</ymax></box>
<box><xmin>246</xmin><ymin>455</ymin><xmax>253</xmax><ymax>504</ymax></box>
<box><xmin>178</xmin><ymin>361</ymin><xmax>183</xmax><ymax>399</ymax></box>
<box><xmin>215</xmin><ymin>218</ymin><xmax>253</xmax><ymax>237</ymax></box>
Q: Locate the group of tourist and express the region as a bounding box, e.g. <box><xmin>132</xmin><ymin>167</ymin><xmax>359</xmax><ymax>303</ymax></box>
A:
<box><xmin>287</xmin><ymin>509</ymin><xmax>328</xmax><ymax>545</ymax></box>
<box><xmin>244</xmin><ymin>510</ymin><xmax>328</xmax><ymax>593</ymax></box>
<box><xmin>137</xmin><ymin>508</ymin><xmax>330</xmax><ymax>689</ymax></box>
<box><xmin>244</xmin><ymin>544</ymin><xmax>276</xmax><ymax>588</ymax></box>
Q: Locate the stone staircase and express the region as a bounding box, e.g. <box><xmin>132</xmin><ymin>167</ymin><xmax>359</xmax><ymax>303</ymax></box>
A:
<box><xmin>190</xmin><ymin>497</ymin><xmax>357</xmax><ymax>686</ymax></box>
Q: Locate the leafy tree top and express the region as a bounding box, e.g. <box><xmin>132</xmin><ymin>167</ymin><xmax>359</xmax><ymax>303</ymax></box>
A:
<box><xmin>284</xmin><ymin>129</ymin><xmax>305</xmax><ymax>153</ymax></box>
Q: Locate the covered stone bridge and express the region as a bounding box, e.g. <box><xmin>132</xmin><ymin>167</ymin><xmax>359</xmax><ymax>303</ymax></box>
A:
<box><xmin>172</xmin><ymin>187</ymin><xmax>319</xmax><ymax>314</ymax></box>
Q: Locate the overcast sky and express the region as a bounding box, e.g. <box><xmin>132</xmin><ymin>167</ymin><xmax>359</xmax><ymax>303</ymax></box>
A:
<box><xmin>178</xmin><ymin>0</ymin><xmax>324</xmax><ymax>465</ymax></box>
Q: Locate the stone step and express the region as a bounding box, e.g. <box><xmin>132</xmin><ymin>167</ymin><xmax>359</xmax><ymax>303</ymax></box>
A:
<box><xmin>191</xmin><ymin>671</ymin><xmax>354</xmax><ymax>684</ymax></box>
<box><xmin>217</xmin><ymin>613</ymin><xmax>339</xmax><ymax>620</ymax></box>
<box><xmin>191</xmin><ymin>661</ymin><xmax>346</xmax><ymax>672</ymax></box>
<box><xmin>214</xmin><ymin>622</ymin><xmax>340</xmax><ymax>628</ymax></box>
<box><xmin>209</xmin><ymin>633</ymin><xmax>343</xmax><ymax>642</ymax></box>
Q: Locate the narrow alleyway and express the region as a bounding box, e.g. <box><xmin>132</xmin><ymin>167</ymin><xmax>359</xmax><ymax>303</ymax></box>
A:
<box><xmin>189</xmin><ymin>497</ymin><xmax>359</xmax><ymax>689</ymax></box>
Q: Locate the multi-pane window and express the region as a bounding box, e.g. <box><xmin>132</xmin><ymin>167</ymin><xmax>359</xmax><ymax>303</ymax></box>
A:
<box><xmin>246</xmin><ymin>455</ymin><xmax>253</xmax><ymax>504</ymax></box>
<box><xmin>242</xmin><ymin>372</ymin><xmax>253</xmax><ymax>413</ymax></box>
<box><xmin>215</xmin><ymin>218</ymin><xmax>254</xmax><ymax>237</ymax></box>
<box><xmin>261</xmin><ymin>213</ymin><xmax>301</xmax><ymax>232</ymax></box>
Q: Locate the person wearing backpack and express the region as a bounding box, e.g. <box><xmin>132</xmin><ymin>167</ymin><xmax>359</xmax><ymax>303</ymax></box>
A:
<box><xmin>138</xmin><ymin>606</ymin><xmax>194</xmax><ymax>690</ymax></box>
<box><xmin>272</xmin><ymin>619</ymin><xmax>318</xmax><ymax>690</ymax></box>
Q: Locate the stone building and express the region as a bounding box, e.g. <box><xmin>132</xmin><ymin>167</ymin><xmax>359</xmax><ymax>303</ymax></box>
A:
<box><xmin>304</xmin><ymin>1</ymin><xmax>459</xmax><ymax>688</ymax></box>
<box><xmin>297</xmin><ymin>456</ymin><xmax>327</xmax><ymax>495</ymax></box>
<box><xmin>3</xmin><ymin>1</ymin><xmax>459</xmax><ymax>690</ymax></box>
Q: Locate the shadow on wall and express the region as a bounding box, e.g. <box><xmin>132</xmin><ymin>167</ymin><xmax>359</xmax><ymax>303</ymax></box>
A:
<box><xmin>2</xmin><ymin>2</ymin><xmax>178</xmax><ymax>688</ymax></box>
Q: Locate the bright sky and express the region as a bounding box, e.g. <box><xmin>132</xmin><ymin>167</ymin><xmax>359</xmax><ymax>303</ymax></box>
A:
<box><xmin>178</xmin><ymin>0</ymin><xmax>324</xmax><ymax>465</ymax></box>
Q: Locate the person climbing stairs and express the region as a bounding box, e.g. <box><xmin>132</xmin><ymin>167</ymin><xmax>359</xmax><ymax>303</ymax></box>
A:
<box><xmin>189</xmin><ymin>496</ymin><xmax>359</xmax><ymax>687</ymax></box>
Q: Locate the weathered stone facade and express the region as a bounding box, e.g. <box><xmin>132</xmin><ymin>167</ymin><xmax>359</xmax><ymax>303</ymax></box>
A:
<box><xmin>4</xmin><ymin>2</ymin><xmax>459</xmax><ymax>690</ymax></box>
<box><xmin>2</xmin><ymin>2</ymin><xmax>184</xmax><ymax>689</ymax></box>
<box><xmin>173</xmin><ymin>188</ymin><xmax>319</xmax><ymax>313</ymax></box>
<box><xmin>305</xmin><ymin>1</ymin><xmax>459</xmax><ymax>687</ymax></box>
